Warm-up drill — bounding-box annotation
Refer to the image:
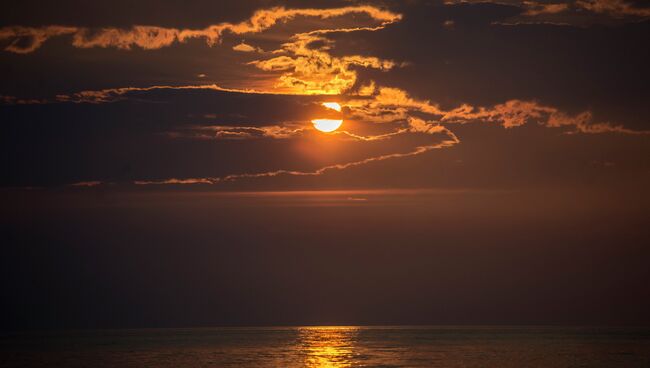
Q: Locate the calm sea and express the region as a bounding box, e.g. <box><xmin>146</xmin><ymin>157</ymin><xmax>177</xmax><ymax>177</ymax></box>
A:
<box><xmin>1</xmin><ymin>326</ymin><xmax>649</xmax><ymax>367</ymax></box>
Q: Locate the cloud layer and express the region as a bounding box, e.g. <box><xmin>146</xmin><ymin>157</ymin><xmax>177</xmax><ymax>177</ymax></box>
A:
<box><xmin>1</xmin><ymin>3</ymin><xmax>648</xmax><ymax>189</ymax></box>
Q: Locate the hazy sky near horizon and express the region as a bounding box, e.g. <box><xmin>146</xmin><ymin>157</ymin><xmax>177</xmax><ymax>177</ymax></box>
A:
<box><xmin>1</xmin><ymin>0</ymin><xmax>649</xmax><ymax>328</ymax></box>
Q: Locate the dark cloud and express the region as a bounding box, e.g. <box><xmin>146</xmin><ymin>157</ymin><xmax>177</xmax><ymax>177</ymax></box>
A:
<box><xmin>443</xmin><ymin>0</ymin><xmax>650</xmax><ymax>25</ymax></box>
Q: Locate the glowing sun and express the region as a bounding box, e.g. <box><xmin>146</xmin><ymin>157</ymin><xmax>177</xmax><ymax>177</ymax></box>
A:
<box><xmin>312</xmin><ymin>102</ymin><xmax>343</xmax><ymax>132</ymax></box>
<box><xmin>322</xmin><ymin>102</ymin><xmax>342</xmax><ymax>112</ymax></box>
<box><xmin>312</xmin><ymin>119</ymin><xmax>343</xmax><ymax>132</ymax></box>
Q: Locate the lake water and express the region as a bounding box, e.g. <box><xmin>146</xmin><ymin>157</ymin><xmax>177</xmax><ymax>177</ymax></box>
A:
<box><xmin>2</xmin><ymin>326</ymin><xmax>649</xmax><ymax>367</ymax></box>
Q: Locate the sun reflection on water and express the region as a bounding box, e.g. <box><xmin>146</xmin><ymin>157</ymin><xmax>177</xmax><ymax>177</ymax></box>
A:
<box><xmin>298</xmin><ymin>326</ymin><xmax>360</xmax><ymax>368</ymax></box>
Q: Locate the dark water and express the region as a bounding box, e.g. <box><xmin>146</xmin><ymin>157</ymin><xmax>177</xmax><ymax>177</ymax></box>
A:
<box><xmin>1</xmin><ymin>326</ymin><xmax>649</xmax><ymax>367</ymax></box>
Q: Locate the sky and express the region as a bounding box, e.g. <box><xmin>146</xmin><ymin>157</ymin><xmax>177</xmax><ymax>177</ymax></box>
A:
<box><xmin>1</xmin><ymin>0</ymin><xmax>649</xmax><ymax>329</ymax></box>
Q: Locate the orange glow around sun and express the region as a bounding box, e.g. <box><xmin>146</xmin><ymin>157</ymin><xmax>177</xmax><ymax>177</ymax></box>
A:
<box><xmin>312</xmin><ymin>102</ymin><xmax>343</xmax><ymax>132</ymax></box>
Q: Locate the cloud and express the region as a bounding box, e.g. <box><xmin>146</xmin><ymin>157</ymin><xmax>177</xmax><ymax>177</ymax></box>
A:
<box><xmin>1</xmin><ymin>5</ymin><xmax>403</xmax><ymax>97</ymax></box>
<box><xmin>522</xmin><ymin>1</ymin><xmax>570</xmax><ymax>16</ymax></box>
<box><xmin>334</xmin><ymin>128</ymin><xmax>409</xmax><ymax>142</ymax></box>
<box><xmin>111</xmin><ymin>87</ymin><xmax>464</xmax><ymax>187</ymax></box>
<box><xmin>247</xmin><ymin>32</ymin><xmax>398</xmax><ymax>95</ymax></box>
<box><xmin>70</xmin><ymin>181</ymin><xmax>103</xmax><ymax>187</ymax></box>
<box><xmin>0</xmin><ymin>26</ymin><xmax>77</xmax><ymax>54</ymax></box>
<box><xmin>441</xmin><ymin>99</ymin><xmax>556</xmax><ymax>128</ymax></box>
<box><xmin>1</xmin><ymin>6</ymin><xmax>401</xmax><ymax>97</ymax></box>
<box><xmin>71</xmin><ymin>26</ymin><xmax>179</xmax><ymax>50</ymax></box>
<box><xmin>443</xmin><ymin>20</ymin><xmax>456</xmax><ymax>29</ymax></box>
<box><xmin>576</xmin><ymin>0</ymin><xmax>650</xmax><ymax>17</ymax></box>
<box><xmin>40</xmin><ymin>83</ymin><xmax>645</xmax><ymax>189</ymax></box>
<box><xmin>0</xmin><ymin>83</ymin><xmax>311</xmax><ymax>106</ymax></box>
<box><xmin>346</xmin><ymin>87</ymin><xmax>443</xmax><ymax>123</ymax></box>
<box><xmin>408</xmin><ymin>117</ymin><xmax>448</xmax><ymax>134</ymax></box>
<box><xmin>135</xmin><ymin>125</ymin><xmax>460</xmax><ymax>186</ymax></box>
<box><xmin>444</xmin><ymin>0</ymin><xmax>650</xmax><ymax>25</ymax></box>
<box><xmin>545</xmin><ymin>111</ymin><xmax>649</xmax><ymax>134</ymax></box>
<box><xmin>356</xmin><ymin>81</ymin><xmax>376</xmax><ymax>96</ymax></box>
<box><xmin>170</xmin><ymin>125</ymin><xmax>305</xmax><ymax>140</ymax></box>
<box><xmin>134</xmin><ymin>178</ymin><xmax>213</xmax><ymax>185</ymax></box>
<box><xmin>0</xmin><ymin>6</ymin><xmax>401</xmax><ymax>54</ymax></box>
<box><xmin>6</xmin><ymin>80</ymin><xmax>646</xmax><ymax>139</ymax></box>
<box><xmin>347</xmin><ymin>86</ymin><xmax>649</xmax><ymax>135</ymax></box>
<box><xmin>232</xmin><ymin>41</ymin><xmax>261</xmax><ymax>52</ymax></box>
<box><xmin>3</xmin><ymin>3</ymin><xmax>646</xmax><ymax>189</ymax></box>
<box><xmin>1</xmin><ymin>94</ymin><xmax>49</xmax><ymax>104</ymax></box>
<box><xmin>440</xmin><ymin>100</ymin><xmax>650</xmax><ymax>134</ymax></box>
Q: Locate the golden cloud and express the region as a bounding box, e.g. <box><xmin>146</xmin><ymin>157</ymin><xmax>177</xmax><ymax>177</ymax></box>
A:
<box><xmin>0</xmin><ymin>26</ymin><xmax>77</xmax><ymax>54</ymax></box>
<box><xmin>0</xmin><ymin>6</ymin><xmax>401</xmax><ymax>53</ymax></box>
<box><xmin>232</xmin><ymin>41</ymin><xmax>260</xmax><ymax>52</ymax></box>
<box><xmin>247</xmin><ymin>32</ymin><xmax>398</xmax><ymax>95</ymax></box>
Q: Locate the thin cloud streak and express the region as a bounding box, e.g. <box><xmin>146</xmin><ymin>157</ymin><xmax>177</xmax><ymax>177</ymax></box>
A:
<box><xmin>135</xmin><ymin>124</ymin><xmax>460</xmax><ymax>186</ymax></box>
<box><xmin>0</xmin><ymin>83</ymin><xmax>314</xmax><ymax>105</ymax></box>
<box><xmin>171</xmin><ymin>125</ymin><xmax>305</xmax><ymax>140</ymax></box>
<box><xmin>70</xmin><ymin>181</ymin><xmax>103</xmax><ymax>187</ymax></box>
<box><xmin>444</xmin><ymin>0</ymin><xmax>650</xmax><ymax>25</ymax></box>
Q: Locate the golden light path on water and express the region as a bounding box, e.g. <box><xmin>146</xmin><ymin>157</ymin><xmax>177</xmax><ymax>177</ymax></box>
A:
<box><xmin>298</xmin><ymin>326</ymin><xmax>359</xmax><ymax>368</ymax></box>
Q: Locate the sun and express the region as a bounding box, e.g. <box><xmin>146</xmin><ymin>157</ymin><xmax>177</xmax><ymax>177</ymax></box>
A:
<box><xmin>312</xmin><ymin>102</ymin><xmax>343</xmax><ymax>132</ymax></box>
<box><xmin>312</xmin><ymin>119</ymin><xmax>343</xmax><ymax>132</ymax></box>
<box><xmin>322</xmin><ymin>102</ymin><xmax>342</xmax><ymax>112</ymax></box>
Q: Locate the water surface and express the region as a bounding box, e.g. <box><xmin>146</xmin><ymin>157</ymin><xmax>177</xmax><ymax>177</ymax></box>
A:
<box><xmin>2</xmin><ymin>326</ymin><xmax>649</xmax><ymax>367</ymax></box>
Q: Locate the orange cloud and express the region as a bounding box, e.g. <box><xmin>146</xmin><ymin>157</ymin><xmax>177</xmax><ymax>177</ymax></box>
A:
<box><xmin>0</xmin><ymin>26</ymin><xmax>77</xmax><ymax>53</ymax></box>
<box><xmin>1</xmin><ymin>6</ymin><xmax>402</xmax><ymax>97</ymax></box>
<box><xmin>356</xmin><ymin>81</ymin><xmax>376</xmax><ymax>96</ymax></box>
<box><xmin>576</xmin><ymin>0</ymin><xmax>650</xmax><ymax>17</ymax></box>
<box><xmin>441</xmin><ymin>100</ymin><xmax>556</xmax><ymax>128</ymax></box>
<box><xmin>439</xmin><ymin>99</ymin><xmax>650</xmax><ymax>134</ymax></box>
<box><xmin>72</xmin><ymin>26</ymin><xmax>179</xmax><ymax>50</ymax></box>
<box><xmin>232</xmin><ymin>41</ymin><xmax>261</xmax><ymax>52</ymax></box>
<box><xmin>0</xmin><ymin>6</ymin><xmax>401</xmax><ymax>54</ymax></box>
<box><xmin>347</xmin><ymin>85</ymin><xmax>648</xmax><ymax>135</ymax></box>
<box><xmin>346</xmin><ymin>87</ymin><xmax>443</xmax><ymax>122</ymax></box>
<box><xmin>248</xmin><ymin>32</ymin><xmax>398</xmax><ymax>95</ymax></box>
<box><xmin>522</xmin><ymin>1</ymin><xmax>570</xmax><ymax>16</ymax></box>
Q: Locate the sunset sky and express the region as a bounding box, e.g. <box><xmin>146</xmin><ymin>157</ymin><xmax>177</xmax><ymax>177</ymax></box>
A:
<box><xmin>1</xmin><ymin>0</ymin><xmax>649</xmax><ymax>329</ymax></box>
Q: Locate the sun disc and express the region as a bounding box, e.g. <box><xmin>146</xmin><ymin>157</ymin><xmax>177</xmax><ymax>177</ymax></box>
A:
<box><xmin>322</xmin><ymin>102</ymin><xmax>342</xmax><ymax>112</ymax></box>
<box><xmin>312</xmin><ymin>119</ymin><xmax>343</xmax><ymax>133</ymax></box>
